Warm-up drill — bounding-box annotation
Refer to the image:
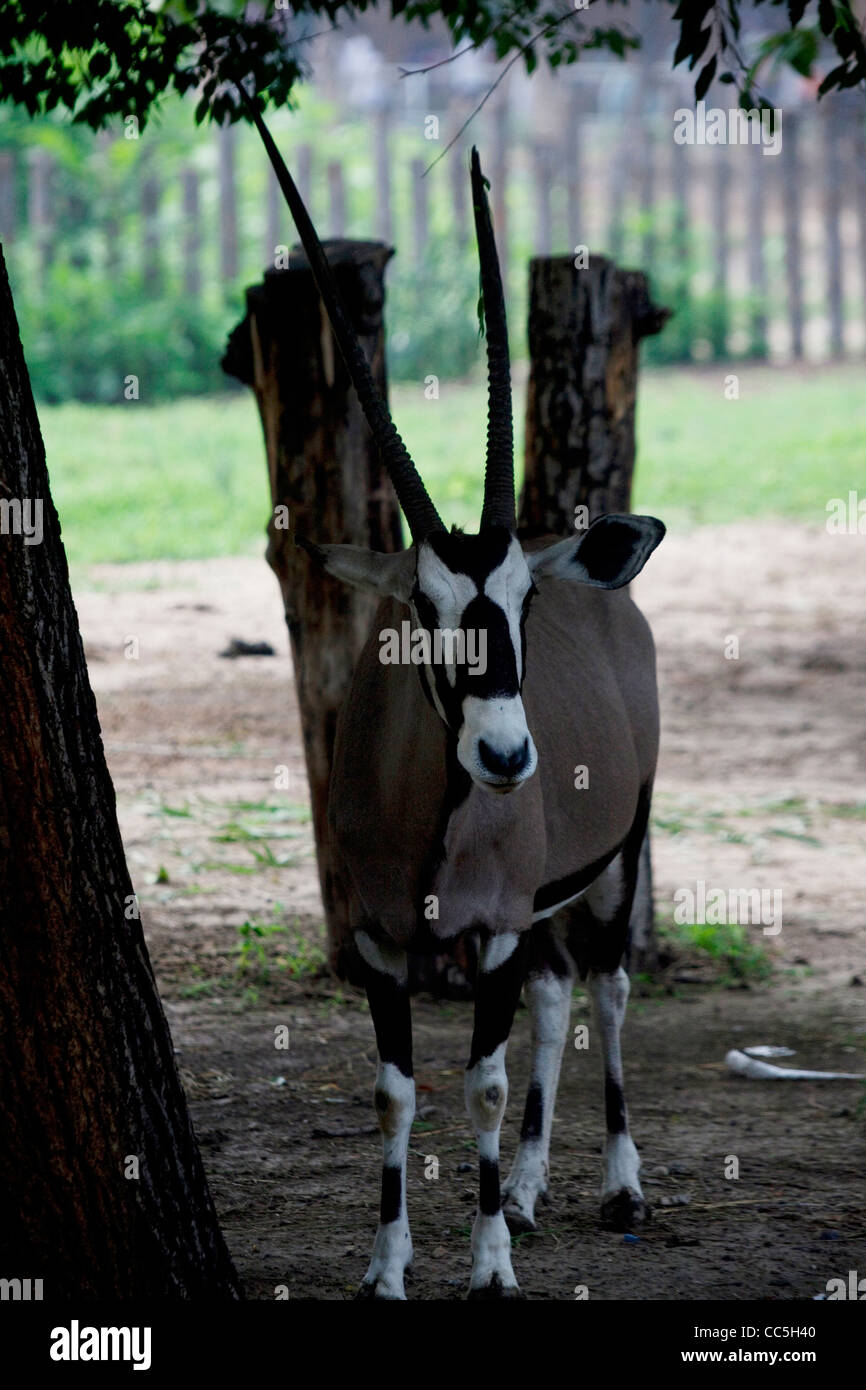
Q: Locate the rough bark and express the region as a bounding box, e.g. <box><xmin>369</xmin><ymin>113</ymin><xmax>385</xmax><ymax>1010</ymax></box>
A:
<box><xmin>223</xmin><ymin>242</ymin><xmax>403</xmax><ymax>982</ymax></box>
<box><xmin>519</xmin><ymin>254</ymin><xmax>669</xmax><ymax>535</ymax></box>
<box><xmin>0</xmin><ymin>244</ymin><xmax>240</xmax><ymax>1299</ymax></box>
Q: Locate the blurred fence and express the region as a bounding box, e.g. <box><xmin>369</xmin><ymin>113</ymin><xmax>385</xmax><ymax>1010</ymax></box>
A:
<box><xmin>1</xmin><ymin>68</ymin><xmax>865</xmax><ymax>401</ymax></box>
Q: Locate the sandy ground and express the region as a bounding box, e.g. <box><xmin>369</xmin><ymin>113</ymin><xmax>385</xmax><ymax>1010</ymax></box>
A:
<box><xmin>74</xmin><ymin>520</ymin><xmax>866</xmax><ymax>1300</ymax></box>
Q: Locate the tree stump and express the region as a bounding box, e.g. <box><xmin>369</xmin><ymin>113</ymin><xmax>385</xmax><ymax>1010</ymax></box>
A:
<box><xmin>519</xmin><ymin>254</ymin><xmax>669</xmax><ymax>535</ymax></box>
<box><xmin>223</xmin><ymin>242</ymin><xmax>403</xmax><ymax>982</ymax></box>
<box><xmin>519</xmin><ymin>253</ymin><xmax>669</xmax><ymax>973</ymax></box>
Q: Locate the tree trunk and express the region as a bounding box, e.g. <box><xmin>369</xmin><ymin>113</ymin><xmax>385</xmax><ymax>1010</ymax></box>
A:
<box><xmin>0</xmin><ymin>245</ymin><xmax>240</xmax><ymax>1299</ymax></box>
<box><xmin>519</xmin><ymin>254</ymin><xmax>669</xmax><ymax>534</ymax></box>
<box><xmin>518</xmin><ymin>253</ymin><xmax>669</xmax><ymax>973</ymax></box>
<box><xmin>222</xmin><ymin>241</ymin><xmax>403</xmax><ymax>984</ymax></box>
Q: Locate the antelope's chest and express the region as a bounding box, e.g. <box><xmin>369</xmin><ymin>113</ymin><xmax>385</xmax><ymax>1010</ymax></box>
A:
<box><xmin>424</xmin><ymin>781</ymin><xmax>546</xmax><ymax>939</ymax></box>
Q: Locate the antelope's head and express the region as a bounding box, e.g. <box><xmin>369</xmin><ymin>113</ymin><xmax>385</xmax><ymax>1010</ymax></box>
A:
<box><xmin>258</xmin><ymin>124</ymin><xmax>663</xmax><ymax>793</ymax></box>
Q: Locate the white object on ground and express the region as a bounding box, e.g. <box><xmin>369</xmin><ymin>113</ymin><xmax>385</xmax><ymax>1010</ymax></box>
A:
<box><xmin>726</xmin><ymin>1049</ymin><xmax>864</xmax><ymax>1081</ymax></box>
<box><xmin>744</xmin><ymin>1045</ymin><xmax>796</xmax><ymax>1058</ymax></box>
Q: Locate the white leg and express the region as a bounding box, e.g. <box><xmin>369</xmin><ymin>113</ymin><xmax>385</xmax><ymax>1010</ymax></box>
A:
<box><xmin>356</xmin><ymin>932</ymin><xmax>416</xmax><ymax>1300</ymax></box>
<box><xmin>360</xmin><ymin>1061</ymin><xmax>415</xmax><ymax>1299</ymax></box>
<box><xmin>502</xmin><ymin>958</ymin><xmax>572</xmax><ymax>1233</ymax></box>
<box><xmin>587</xmin><ymin>965</ymin><xmax>647</xmax><ymax>1229</ymax></box>
<box><xmin>465</xmin><ymin>931</ymin><xmax>527</xmax><ymax>1298</ymax></box>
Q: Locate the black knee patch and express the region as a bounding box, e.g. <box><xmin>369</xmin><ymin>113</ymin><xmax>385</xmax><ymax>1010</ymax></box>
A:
<box><xmin>520</xmin><ymin>1081</ymin><xmax>544</xmax><ymax>1141</ymax></box>
<box><xmin>479</xmin><ymin>1157</ymin><xmax>501</xmax><ymax>1216</ymax></box>
<box><xmin>605</xmin><ymin>1074</ymin><xmax>627</xmax><ymax>1134</ymax></box>
<box><xmin>379</xmin><ymin>1165</ymin><xmax>402</xmax><ymax>1224</ymax></box>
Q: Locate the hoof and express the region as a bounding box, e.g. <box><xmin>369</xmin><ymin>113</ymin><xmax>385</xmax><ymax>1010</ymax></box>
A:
<box><xmin>600</xmin><ymin>1189</ymin><xmax>650</xmax><ymax>1233</ymax></box>
<box><xmin>355</xmin><ymin>1279</ymin><xmax>406</xmax><ymax>1301</ymax></box>
<box><xmin>503</xmin><ymin>1206</ymin><xmax>537</xmax><ymax>1236</ymax></box>
<box><xmin>467</xmin><ymin>1273</ymin><xmax>526</xmax><ymax>1300</ymax></box>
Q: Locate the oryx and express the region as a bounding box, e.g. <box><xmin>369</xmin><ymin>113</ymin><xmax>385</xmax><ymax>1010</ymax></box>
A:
<box><xmin>252</xmin><ymin>109</ymin><xmax>665</xmax><ymax>1300</ymax></box>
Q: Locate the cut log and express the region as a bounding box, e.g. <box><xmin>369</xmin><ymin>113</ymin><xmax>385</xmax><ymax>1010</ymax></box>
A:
<box><xmin>223</xmin><ymin>241</ymin><xmax>402</xmax><ymax>983</ymax></box>
<box><xmin>519</xmin><ymin>253</ymin><xmax>669</xmax><ymax>535</ymax></box>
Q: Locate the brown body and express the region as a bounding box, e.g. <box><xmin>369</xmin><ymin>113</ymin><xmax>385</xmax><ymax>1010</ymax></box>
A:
<box><xmin>329</xmin><ymin>546</ymin><xmax>659</xmax><ymax>947</ymax></box>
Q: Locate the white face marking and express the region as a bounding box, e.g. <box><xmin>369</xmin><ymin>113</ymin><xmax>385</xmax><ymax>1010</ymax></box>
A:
<box><xmin>482</xmin><ymin>537</ymin><xmax>533</xmax><ymax>684</ymax></box>
<box><xmin>414</xmin><ymin>537</ymin><xmax>537</xmax><ymax>792</ymax></box>
<box><xmin>457</xmin><ymin>694</ymin><xmax>537</xmax><ymax>790</ymax></box>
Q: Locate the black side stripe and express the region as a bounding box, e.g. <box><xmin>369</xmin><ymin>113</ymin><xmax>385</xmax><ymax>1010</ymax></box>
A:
<box><xmin>533</xmin><ymin>845</ymin><xmax>622</xmax><ymax>915</ymax></box>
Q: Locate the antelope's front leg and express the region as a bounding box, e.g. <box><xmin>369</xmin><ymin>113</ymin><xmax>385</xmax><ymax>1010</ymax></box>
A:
<box><xmin>356</xmin><ymin>931</ymin><xmax>415</xmax><ymax>1300</ymax></box>
<box><xmin>464</xmin><ymin>930</ymin><xmax>528</xmax><ymax>1300</ymax></box>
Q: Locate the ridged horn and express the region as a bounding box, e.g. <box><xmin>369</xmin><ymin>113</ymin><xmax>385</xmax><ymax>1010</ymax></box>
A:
<box><xmin>244</xmin><ymin>96</ymin><xmax>444</xmax><ymax>543</ymax></box>
<box><xmin>471</xmin><ymin>147</ymin><xmax>515</xmax><ymax>532</ymax></box>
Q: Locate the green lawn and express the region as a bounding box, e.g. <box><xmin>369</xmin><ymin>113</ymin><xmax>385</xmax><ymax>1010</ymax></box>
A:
<box><xmin>39</xmin><ymin>362</ymin><xmax>862</xmax><ymax>572</ymax></box>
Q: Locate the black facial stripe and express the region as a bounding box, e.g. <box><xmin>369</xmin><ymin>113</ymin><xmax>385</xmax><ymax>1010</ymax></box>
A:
<box><xmin>459</xmin><ymin>595</ymin><xmax>518</xmax><ymax>698</ymax></box>
<box><xmin>427</xmin><ymin>525</ymin><xmax>511</xmax><ymax>586</ymax></box>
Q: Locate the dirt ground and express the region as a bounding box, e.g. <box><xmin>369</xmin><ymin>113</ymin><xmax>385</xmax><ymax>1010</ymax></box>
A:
<box><xmin>74</xmin><ymin>520</ymin><xmax>866</xmax><ymax>1300</ymax></box>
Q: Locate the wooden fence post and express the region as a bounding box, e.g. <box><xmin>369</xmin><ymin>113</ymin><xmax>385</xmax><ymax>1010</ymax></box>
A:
<box><xmin>0</xmin><ymin>152</ymin><xmax>16</xmax><ymax>244</ymax></box>
<box><xmin>140</xmin><ymin>163</ymin><xmax>161</xmax><ymax>295</ymax></box>
<box><xmin>27</xmin><ymin>149</ymin><xmax>52</xmax><ymax>267</ymax></box>
<box><xmin>747</xmin><ymin>142</ymin><xmax>768</xmax><ymax>355</ymax></box>
<box><xmin>410</xmin><ymin>158</ymin><xmax>428</xmax><ymax>261</ymax></box>
<box><xmin>710</xmin><ymin>146</ymin><xmax>731</xmax><ymax>357</ymax></box>
<box><xmin>181</xmin><ymin>167</ymin><xmax>201</xmax><ymax>301</ymax></box>
<box><xmin>265</xmin><ymin>166</ymin><xmax>281</xmax><ymax>271</ymax></box>
<box><xmin>823</xmin><ymin>101</ymin><xmax>845</xmax><ymax>358</ymax></box>
<box><xmin>782</xmin><ymin>113</ymin><xmax>804</xmax><ymax>359</ymax></box>
<box><xmin>375</xmin><ymin>104</ymin><xmax>393</xmax><ymax>244</ymax></box>
<box><xmin>328</xmin><ymin>161</ymin><xmax>346</xmax><ymax>237</ymax></box>
<box><xmin>222</xmin><ymin>241</ymin><xmax>403</xmax><ymax>982</ymax></box>
<box><xmin>856</xmin><ymin>114</ymin><xmax>866</xmax><ymax>343</ymax></box>
<box><xmin>218</xmin><ymin>123</ymin><xmax>238</xmax><ymax>285</ymax></box>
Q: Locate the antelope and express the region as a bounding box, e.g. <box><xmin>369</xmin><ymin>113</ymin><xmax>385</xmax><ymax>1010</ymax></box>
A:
<box><xmin>251</xmin><ymin>108</ymin><xmax>665</xmax><ymax>1300</ymax></box>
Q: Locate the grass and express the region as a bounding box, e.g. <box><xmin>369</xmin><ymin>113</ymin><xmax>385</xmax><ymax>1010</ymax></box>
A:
<box><xmin>234</xmin><ymin>915</ymin><xmax>327</xmax><ymax>981</ymax></box>
<box><xmin>38</xmin><ymin>360</ymin><xmax>865</xmax><ymax>571</ymax></box>
<box><xmin>652</xmin><ymin>912</ymin><xmax>774</xmax><ymax>990</ymax></box>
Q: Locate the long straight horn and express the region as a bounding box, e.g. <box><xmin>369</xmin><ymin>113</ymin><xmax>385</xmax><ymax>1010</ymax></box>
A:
<box><xmin>243</xmin><ymin>97</ymin><xmax>444</xmax><ymax>543</ymax></box>
<box><xmin>471</xmin><ymin>147</ymin><xmax>515</xmax><ymax>532</ymax></box>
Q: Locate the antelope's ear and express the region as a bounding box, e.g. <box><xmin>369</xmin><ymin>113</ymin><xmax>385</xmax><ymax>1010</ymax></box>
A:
<box><xmin>527</xmin><ymin>515</ymin><xmax>665</xmax><ymax>589</ymax></box>
<box><xmin>298</xmin><ymin>539</ymin><xmax>416</xmax><ymax>601</ymax></box>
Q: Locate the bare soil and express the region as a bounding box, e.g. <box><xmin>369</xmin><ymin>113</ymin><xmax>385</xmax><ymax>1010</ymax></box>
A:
<box><xmin>75</xmin><ymin>521</ymin><xmax>866</xmax><ymax>1300</ymax></box>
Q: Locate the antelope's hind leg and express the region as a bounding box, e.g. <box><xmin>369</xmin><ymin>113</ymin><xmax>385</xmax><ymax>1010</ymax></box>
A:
<box><xmin>465</xmin><ymin>930</ymin><xmax>529</xmax><ymax>1299</ymax></box>
<box><xmin>502</xmin><ymin>923</ymin><xmax>573</xmax><ymax>1234</ymax></box>
<box><xmin>356</xmin><ymin>931</ymin><xmax>416</xmax><ymax>1300</ymax></box>
<box><xmin>577</xmin><ymin>822</ymin><xmax>651</xmax><ymax>1233</ymax></box>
